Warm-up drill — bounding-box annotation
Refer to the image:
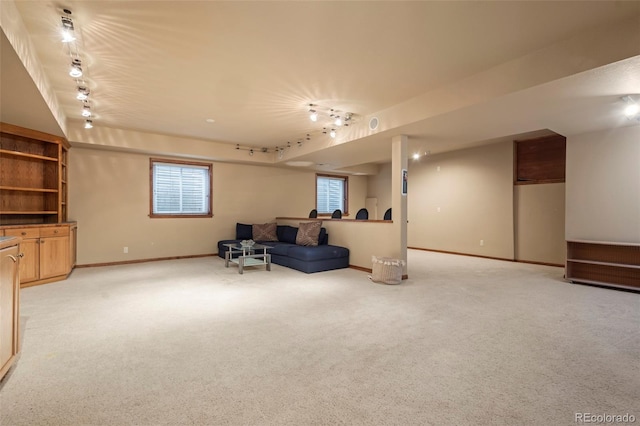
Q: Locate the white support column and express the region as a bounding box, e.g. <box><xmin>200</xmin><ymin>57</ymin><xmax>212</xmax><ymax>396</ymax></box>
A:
<box><xmin>391</xmin><ymin>135</ymin><xmax>408</xmax><ymax>276</ymax></box>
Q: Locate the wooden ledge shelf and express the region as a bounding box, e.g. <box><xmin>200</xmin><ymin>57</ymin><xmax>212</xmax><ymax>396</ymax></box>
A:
<box><xmin>0</xmin><ymin>186</ymin><xmax>58</xmax><ymax>193</ymax></box>
<box><xmin>0</xmin><ymin>149</ymin><xmax>58</xmax><ymax>161</ymax></box>
<box><xmin>0</xmin><ymin>211</ymin><xmax>58</xmax><ymax>215</ymax></box>
<box><xmin>276</xmin><ymin>216</ymin><xmax>392</xmax><ymax>223</ymax></box>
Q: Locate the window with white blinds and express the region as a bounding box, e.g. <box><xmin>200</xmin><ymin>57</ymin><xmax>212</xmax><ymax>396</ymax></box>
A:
<box><xmin>316</xmin><ymin>174</ymin><xmax>348</xmax><ymax>215</ymax></box>
<box><xmin>150</xmin><ymin>159</ymin><xmax>212</xmax><ymax>217</ymax></box>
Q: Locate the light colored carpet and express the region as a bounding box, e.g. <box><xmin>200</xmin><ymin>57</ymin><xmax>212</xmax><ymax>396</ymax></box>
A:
<box><xmin>0</xmin><ymin>250</ymin><xmax>638</xmax><ymax>426</ymax></box>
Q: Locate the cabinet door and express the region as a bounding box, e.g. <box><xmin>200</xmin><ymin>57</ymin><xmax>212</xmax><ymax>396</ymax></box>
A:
<box><xmin>0</xmin><ymin>245</ymin><xmax>19</xmax><ymax>372</ymax></box>
<box><xmin>39</xmin><ymin>236</ymin><xmax>69</xmax><ymax>279</ymax></box>
<box><xmin>69</xmin><ymin>226</ymin><xmax>77</xmax><ymax>269</ymax></box>
<box><xmin>17</xmin><ymin>238</ymin><xmax>39</xmax><ymax>283</ymax></box>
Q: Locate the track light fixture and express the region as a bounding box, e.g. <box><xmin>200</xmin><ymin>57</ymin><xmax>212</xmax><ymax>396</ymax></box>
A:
<box><xmin>622</xmin><ymin>95</ymin><xmax>639</xmax><ymax>118</ymax></box>
<box><xmin>59</xmin><ymin>8</ymin><xmax>97</xmax><ymax>128</ymax></box>
<box><xmin>305</xmin><ymin>104</ymin><xmax>355</xmax><ymax>137</ymax></box>
<box><xmin>69</xmin><ymin>58</ymin><xmax>83</xmax><ymax>78</ymax></box>
<box><xmin>309</xmin><ymin>104</ymin><xmax>318</xmax><ymax>122</ymax></box>
<box><xmin>76</xmin><ymin>86</ymin><xmax>90</xmax><ymax>100</ymax></box>
<box><xmin>61</xmin><ymin>12</ymin><xmax>76</xmax><ymax>43</ymax></box>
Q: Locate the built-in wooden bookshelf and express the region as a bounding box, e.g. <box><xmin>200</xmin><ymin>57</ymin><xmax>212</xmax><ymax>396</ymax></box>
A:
<box><xmin>0</xmin><ymin>123</ymin><xmax>76</xmax><ymax>287</ymax></box>
<box><xmin>0</xmin><ymin>122</ymin><xmax>69</xmax><ymax>225</ymax></box>
<box><xmin>566</xmin><ymin>240</ymin><xmax>640</xmax><ymax>291</ymax></box>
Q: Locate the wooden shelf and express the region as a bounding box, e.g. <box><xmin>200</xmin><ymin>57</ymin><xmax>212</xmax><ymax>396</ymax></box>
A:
<box><xmin>0</xmin><ymin>149</ymin><xmax>57</xmax><ymax>161</ymax></box>
<box><xmin>1</xmin><ymin>122</ymin><xmax>69</xmax><ymax>225</ymax></box>
<box><xmin>566</xmin><ymin>241</ymin><xmax>640</xmax><ymax>291</ymax></box>
<box><xmin>567</xmin><ymin>258</ymin><xmax>640</xmax><ymax>269</ymax></box>
<box><xmin>0</xmin><ymin>211</ymin><xmax>58</xmax><ymax>215</ymax></box>
<box><xmin>0</xmin><ymin>186</ymin><xmax>58</xmax><ymax>193</ymax></box>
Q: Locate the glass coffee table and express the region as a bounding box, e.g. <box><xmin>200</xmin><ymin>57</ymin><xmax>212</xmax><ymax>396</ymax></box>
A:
<box><xmin>223</xmin><ymin>243</ymin><xmax>272</xmax><ymax>274</ymax></box>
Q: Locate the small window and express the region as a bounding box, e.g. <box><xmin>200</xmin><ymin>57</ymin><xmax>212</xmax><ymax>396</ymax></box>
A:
<box><xmin>316</xmin><ymin>174</ymin><xmax>348</xmax><ymax>215</ymax></box>
<box><xmin>150</xmin><ymin>158</ymin><xmax>212</xmax><ymax>218</ymax></box>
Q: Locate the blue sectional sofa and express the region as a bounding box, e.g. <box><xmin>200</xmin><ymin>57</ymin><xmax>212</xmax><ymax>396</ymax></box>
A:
<box><xmin>217</xmin><ymin>223</ymin><xmax>349</xmax><ymax>273</ymax></box>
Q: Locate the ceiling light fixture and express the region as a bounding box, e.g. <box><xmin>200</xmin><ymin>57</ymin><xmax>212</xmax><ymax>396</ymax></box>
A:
<box><xmin>69</xmin><ymin>58</ymin><xmax>82</xmax><ymax>77</ymax></box>
<box><xmin>309</xmin><ymin>104</ymin><xmax>318</xmax><ymax>122</ymax></box>
<box><xmin>76</xmin><ymin>86</ymin><xmax>90</xmax><ymax>100</ymax></box>
<box><xmin>621</xmin><ymin>95</ymin><xmax>640</xmax><ymax>121</ymax></box>
<box><xmin>59</xmin><ymin>8</ymin><xmax>97</xmax><ymax>129</ymax></box>
<box><xmin>625</xmin><ymin>103</ymin><xmax>640</xmax><ymax>117</ymax></box>
<box><xmin>61</xmin><ymin>12</ymin><xmax>76</xmax><ymax>43</ymax></box>
<box><xmin>334</xmin><ymin>116</ymin><xmax>342</xmax><ymax>126</ymax></box>
<box><xmin>330</xmin><ymin>129</ymin><xmax>336</xmax><ymax>138</ymax></box>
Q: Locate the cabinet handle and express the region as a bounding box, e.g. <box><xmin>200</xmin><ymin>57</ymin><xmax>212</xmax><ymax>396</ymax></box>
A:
<box><xmin>21</xmin><ymin>232</ymin><xmax>26</xmax><ymax>236</ymax></box>
<box><xmin>54</xmin><ymin>230</ymin><xmax>59</xmax><ymax>234</ymax></box>
<box><xmin>8</xmin><ymin>255</ymin><xmax>17</xmax><ymax>263</ymax></box>
<box><xmin>18</xmin><ymin>253</ymin><xmax>24</xmax><ymax>258</ymax></box>
<box><xmin>40</xmin><ymin>240</ymin><xmax>45</xmax><ymax>244</ymax></box>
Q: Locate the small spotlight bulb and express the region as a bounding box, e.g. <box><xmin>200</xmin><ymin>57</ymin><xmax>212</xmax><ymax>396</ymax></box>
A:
<box><xmin>624</xmin><ymin>103</ymin><xmax>639</xmax><ymax>117</ymax></box>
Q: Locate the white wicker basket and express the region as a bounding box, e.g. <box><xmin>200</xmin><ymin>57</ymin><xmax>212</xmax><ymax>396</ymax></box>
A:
<box><xmin>369</xmin><ymin>256</ymin><xmax>406</xmax><ymax>285</ymax></box>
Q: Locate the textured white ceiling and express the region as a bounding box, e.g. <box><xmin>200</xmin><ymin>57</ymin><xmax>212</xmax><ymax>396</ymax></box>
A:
<box><xmin>3</xmin><ymin>1</ymin><xmax>640</xmax><ymax>172</ymax></box>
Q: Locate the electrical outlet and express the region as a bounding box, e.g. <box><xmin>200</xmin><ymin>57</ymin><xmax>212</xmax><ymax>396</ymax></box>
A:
<box><xmin>123</xmin><ymin>246</ymin><xmax>128</xmax><ymax>253</ymax></box>
<box><xmin>480</xmin><ymin>240</ymin><xmax>484</xmax><ymax>246</ymax></box>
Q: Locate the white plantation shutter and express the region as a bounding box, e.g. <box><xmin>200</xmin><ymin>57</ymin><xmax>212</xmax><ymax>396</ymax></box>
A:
<box><xmin>153</xmin><ymin>162</ymin><xmax>210</xmax><ymax>215</ymax></box>
<box><xmin>317</xmin><ymin>176</ymin><xmax>345</xmax><ymax>214</ymax></box>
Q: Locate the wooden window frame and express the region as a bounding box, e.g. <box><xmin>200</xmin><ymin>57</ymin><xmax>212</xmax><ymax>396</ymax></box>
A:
<box><xmin>149</xmin><ymin>158</ymin><xmax>213</xmax><ymax>218</ymax></box>
<box><xmin>315</xmin><ymin>173</ymin><xmax>349</xmax><ymax>216</ymax></box>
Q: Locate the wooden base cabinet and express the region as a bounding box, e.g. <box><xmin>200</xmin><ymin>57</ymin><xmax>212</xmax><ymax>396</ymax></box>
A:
<box><xmin>0</xmin><ymin>237</ymin><xmax>21</xmax><ymax>380</ymax></box>
<box><xmin>566</xmin><ymin>240</ymin><xmax>640</xmax><ymax>291</ymax></box>
<box><xmin>2</xmin><ymin>223</ymin><xmax>76</xmax><ymax>287</ymax></box>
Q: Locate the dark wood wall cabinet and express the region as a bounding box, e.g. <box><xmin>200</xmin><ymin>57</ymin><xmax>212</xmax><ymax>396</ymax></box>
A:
<box><xmin>566</xmin><ymin>240</ymin><xmax>640</xmax><ymax>291</ymax></box>
<box><xmin>515</xmin><ymin>134</ymin><xmax>566</xmax><ymax>184</ymax></box>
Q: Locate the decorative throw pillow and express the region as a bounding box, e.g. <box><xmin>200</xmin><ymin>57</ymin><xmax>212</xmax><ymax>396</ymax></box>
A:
<box><xmin>277</xmin><ymin>225</ymin><xmax>298</xmax><ymax>244</ymax></box>
<box><xmin>252</xmin><ymin>223</ymin><xmax>278</xmax><ymax>241</ymax></box>
<box><xmin>236</xmin><ymin>223</ymin><xmax>253</xmax><ymax>240</ymax></box>
<box><xmin>296</xmin><ymin>221</ymin><xmax>322</xmax><ymax>246</ymax></box>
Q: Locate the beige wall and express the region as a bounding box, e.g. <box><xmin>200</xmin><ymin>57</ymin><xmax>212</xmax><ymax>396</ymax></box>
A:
<box><xmin>366</xmin><ymin>163</ymin><xmax>392</xmax><ymax>220</ymax></box>
<box><xmin>68</xmin><ymin>126</ymin><xmax>640</xmax><ymax>267</ymax></box>
<box><xmin>69</xmin><ymin>146</ymin><xmax>368</xmax><ymax>265</ymax></box>
<box><xmin>347</xmin><ymin>174</ymin><xmax>368</xmax><ymax>218</ymax></box>
<box><xmin>407</xmin><ymin>141</ymin><xmax>515</xmax><ymax>259</ymax></box>
<box><xmin>515</xmin><ymin>183</ymin><xmax>565</xmax><ymax>264</ymax></box>
<box><xmin>566</xmin><ymin>125</ymin><xmax>640</xmax><ymax>243</ymax></box>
